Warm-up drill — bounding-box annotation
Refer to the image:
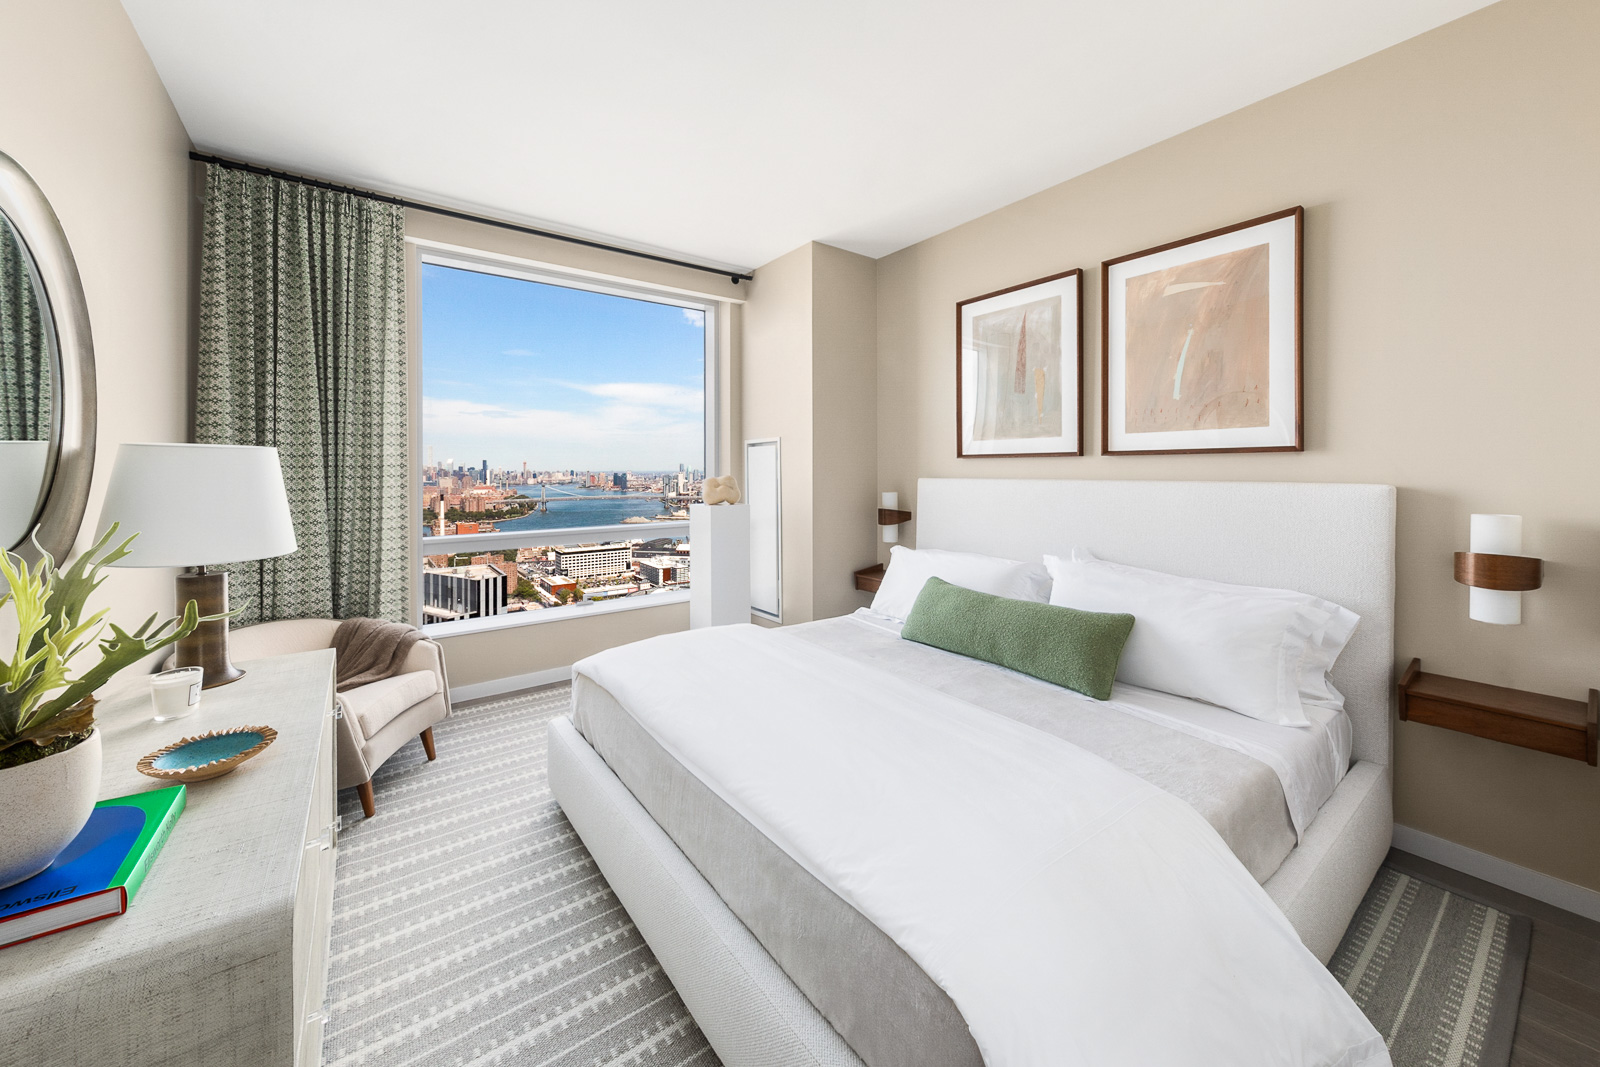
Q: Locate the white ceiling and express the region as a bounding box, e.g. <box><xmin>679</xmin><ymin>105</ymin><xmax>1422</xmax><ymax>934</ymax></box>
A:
<box><xmin>121</xmin><ymin>0</ymin><xmax>1494</xmax><ymax>272</ymax></box>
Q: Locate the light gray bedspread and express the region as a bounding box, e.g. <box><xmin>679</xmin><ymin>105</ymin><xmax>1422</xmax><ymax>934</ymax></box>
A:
<box><xmin>792</xmin><ymin>616</ymin><xmax>1299</xmax><ymax>881</ymax></box>
<box><xmin>570</xmin><ymin>615</ymin><xmax>1301</xmax><ymax>1067</ymax></box>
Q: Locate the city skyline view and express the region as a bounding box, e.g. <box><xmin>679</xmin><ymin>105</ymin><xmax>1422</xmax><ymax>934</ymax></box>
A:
<box><xmin>421</xmin><ymin>262</ymin><xmax>707</xmax><ymax>472</ymax></box>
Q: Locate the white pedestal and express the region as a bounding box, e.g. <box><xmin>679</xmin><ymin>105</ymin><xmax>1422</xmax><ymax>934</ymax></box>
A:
<box><xmin>690</xmin><ymin>503</ymin><xmax>751</xmax><ymax>628</ymax></box>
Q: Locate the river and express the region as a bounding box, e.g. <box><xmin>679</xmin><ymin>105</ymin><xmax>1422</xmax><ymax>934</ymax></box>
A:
<box><xmin>433</xmin><ymin>485</ymin><xmax>687</xmax><ymax>539</ymax></box>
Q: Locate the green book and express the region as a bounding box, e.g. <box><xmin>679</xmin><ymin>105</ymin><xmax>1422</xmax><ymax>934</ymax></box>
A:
<box><xmin>0</xmin><ymin>784</ymin><xmax>186</xmax><ymax>949</ymax></box>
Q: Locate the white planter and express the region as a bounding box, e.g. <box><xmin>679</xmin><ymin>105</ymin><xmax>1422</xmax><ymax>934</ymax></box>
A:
<box><xmin>0</xmin><ymin>729</ymin><xmax>102</xmax><ymax>889</ymax></box>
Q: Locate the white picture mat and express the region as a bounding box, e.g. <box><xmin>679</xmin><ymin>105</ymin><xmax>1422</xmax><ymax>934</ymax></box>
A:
<box><xmin>744</xmin><ymin>438</ymin><xmax>781</xmax><ymax>620</ymax></box>
<box><xmin>1105</xmin><ymin>214</ymin><xmax>1297</xmax><ymax>452</ymax></box>
<box><xmin>959</xmin><ymin>274</ymin><xmax>1080</xmax><ymax>455</ymax></box>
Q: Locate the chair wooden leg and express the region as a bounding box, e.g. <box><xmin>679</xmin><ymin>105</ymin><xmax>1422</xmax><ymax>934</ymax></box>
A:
<box><xmin>357</xmin><ymin>780</ymin><xmax>375</xmax><ymax>818</ymax></box>
<box><xmin>420</xmin><ymin>727</ymin><xmax>437</xmax><ymax>761</ymax></box>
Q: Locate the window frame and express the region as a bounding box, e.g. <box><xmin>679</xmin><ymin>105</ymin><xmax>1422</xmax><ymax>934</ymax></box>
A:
<box><xmin>410</xmin><ymin>242</ymin><xmax>717</xmax><ymax>637</ymax></box>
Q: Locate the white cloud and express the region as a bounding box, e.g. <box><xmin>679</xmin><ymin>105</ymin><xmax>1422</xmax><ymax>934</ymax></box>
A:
<box><xmin>566</xmin><ymin>381</ymin><xmax>703</xmax><ymax>411</ymax></box>
<box><xmin>680</xmin><ymin>308</ymin><xmax>705</xmax><ymax>327</ymax></box>
<box><xmin>422</xmin><ymin>389</ymin><xmax>703</xmax><ymax>469</ymax></box>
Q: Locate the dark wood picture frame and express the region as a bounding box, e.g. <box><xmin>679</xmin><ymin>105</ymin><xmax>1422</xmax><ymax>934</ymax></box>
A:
<box><xmin>1100</xmin><ymin>206</ymin><xmax>1303</xmax><ymax>456</ymax></box>
<box><xmin>955</xmin><ymin>268</ymin><xmax>1084</xmax><ymax>459</ymax></box>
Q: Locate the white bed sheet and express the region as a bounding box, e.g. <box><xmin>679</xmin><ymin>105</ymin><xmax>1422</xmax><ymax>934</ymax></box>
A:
<box><xmin>575</xmin><ymin>624</ymin><xmax>1389</xmax><ymax>1067</ymax></box>
<box><xmin>848</xmin><ymin>607</ymin><xmax>1351</xmax><ymax>839</ymax></box>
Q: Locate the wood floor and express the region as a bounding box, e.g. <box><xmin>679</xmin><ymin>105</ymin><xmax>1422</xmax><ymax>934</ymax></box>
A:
<box><xmin>1387</xmin><ymin>849</ymin><xmax>1600</xmax><ymax>1066</ymax></box>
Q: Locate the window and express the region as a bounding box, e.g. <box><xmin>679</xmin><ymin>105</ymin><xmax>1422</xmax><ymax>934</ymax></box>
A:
<box><xmin>416</xmin><ymin>251</ymin><xmax>713</xmax><ymax>631</ymax></box>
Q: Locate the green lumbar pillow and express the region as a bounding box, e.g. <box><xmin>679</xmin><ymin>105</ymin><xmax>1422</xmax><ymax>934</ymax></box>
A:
<box><xmin>901</xmin><ymin>577</ymin><xmax>1135</xmax><ymax>701</ymax></box>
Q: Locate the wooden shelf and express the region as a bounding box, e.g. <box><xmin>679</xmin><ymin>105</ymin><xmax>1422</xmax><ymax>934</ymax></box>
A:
<box><xmin>1398</xmin><ymin>658</ymin><xmax>1598</xmax><ymax>765</ymax></box>
<box><xmin>854</xmin><ymin>563</ymin><xmax>886</xmax><ymax>593</ymax></box>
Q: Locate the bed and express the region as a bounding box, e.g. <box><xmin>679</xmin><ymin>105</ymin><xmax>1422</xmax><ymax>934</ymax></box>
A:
<box><xmin>548</xmin><ymin>479</ymin><xmax>1396</xmax><ymax>1067</ymax></box>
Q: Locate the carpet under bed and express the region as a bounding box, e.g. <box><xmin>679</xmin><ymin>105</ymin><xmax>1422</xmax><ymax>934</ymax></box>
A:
<box><xmin>320</xmin><ymin>684</ymin><xmax>1527</xmax><ymax>1067</ymax></box>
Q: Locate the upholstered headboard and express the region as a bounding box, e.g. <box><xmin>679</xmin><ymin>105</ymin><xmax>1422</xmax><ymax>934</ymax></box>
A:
<box><xmin>915</xmin><ymin>479</ymin><xmax>1397</xmax><ymax>767</ymax></box>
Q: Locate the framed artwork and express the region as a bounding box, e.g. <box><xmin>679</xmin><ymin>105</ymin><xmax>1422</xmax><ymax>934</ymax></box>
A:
<box><xmin>1101</xmin><ymin>206</ymin><xmax>1302</xmax><ymax>456</ymax></box>
<box><xmin>956</xmin><ymin>268</ymin><xmax>1082</xmax><ymax>458</ymax></box>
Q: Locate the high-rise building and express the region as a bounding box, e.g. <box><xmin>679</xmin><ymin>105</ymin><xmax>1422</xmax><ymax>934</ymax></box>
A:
<box><xmin>421</xmin><ymin>564</ymin><xmax>506</xmax><ymax>622</ymax></box>
<box><xmin>554</xmin><ymin>542</ymin><xmax>631</xmax><ymax>578</ymax></box>
<box><xmin>637</xmin><ymin>555</ymin><xmax>689</xmax><ymax>587</ymax></box>
<box><xmin>481</xmin><ymin>460</ymin><xmax>489</xmax><ymax>482</ymax></box>
<box><xmin>470</xmin><ymin>555</ymin><xmax>518</xmax><ymax>596</ymax></box>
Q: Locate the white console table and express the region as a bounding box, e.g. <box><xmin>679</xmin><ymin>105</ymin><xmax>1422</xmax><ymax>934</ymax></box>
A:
<box><xmin>0</xmin><ymin>650</ymin><xmax>339</xmax><ymax>1067</ymax></box>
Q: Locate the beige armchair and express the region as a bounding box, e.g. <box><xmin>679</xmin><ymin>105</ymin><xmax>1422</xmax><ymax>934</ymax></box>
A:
<box><xmin>218</xmin><ymin>619</ymin><xmax>451</xmax><ymax>817</ymax></box>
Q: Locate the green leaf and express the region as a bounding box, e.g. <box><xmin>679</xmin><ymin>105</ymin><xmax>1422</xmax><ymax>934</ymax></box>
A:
<box><xmin>0</xmin><ymin>525</ymin><xmax>209</xmax><ymax>756</ymax></box>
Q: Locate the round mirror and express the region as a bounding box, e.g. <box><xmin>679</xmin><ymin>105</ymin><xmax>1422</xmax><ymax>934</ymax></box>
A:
<box><xmin>0</xmin><ymin>151</ymin><xmax>95</xmax><ymax>564</ymax></box>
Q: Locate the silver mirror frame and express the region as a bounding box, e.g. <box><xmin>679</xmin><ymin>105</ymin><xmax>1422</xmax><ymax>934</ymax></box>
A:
<box><xmin>0</xmin><ymin>151</ymin><xmax>96</xmax><ymax>564</ymax></box>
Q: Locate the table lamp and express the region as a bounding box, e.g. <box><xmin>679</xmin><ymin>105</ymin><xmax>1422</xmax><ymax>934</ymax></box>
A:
<box><xmin>95</xmin><ymin>443</ymin><xmax>298</xmax><ymax>688</ymax></box>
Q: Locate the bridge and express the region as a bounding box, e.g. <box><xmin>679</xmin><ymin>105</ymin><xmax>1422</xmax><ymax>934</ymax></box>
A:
<box><xmin>513</xmin><ymin>485</ymin><xmax>678</xmax><ymax>513</ymax></box>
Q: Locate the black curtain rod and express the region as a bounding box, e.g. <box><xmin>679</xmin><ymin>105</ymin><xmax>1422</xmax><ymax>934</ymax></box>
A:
<box><xmin>188</xmin><ymin>151</ymin><xmax>752</xmax><ymax>284</ymax></box>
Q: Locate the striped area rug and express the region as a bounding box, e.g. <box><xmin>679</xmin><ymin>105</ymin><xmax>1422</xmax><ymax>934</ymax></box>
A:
<box><xmin>321</xmin><ymin>685</ymin><xmax>716</xmax><ymax>1067</ymax></box>
<box><xmin>1334</xmin><ymin>867</ymin><xmax>1530</xmax><ymax>1067</ymax></box>
<box><xmin>323</xmin><ymin>683</ymin><xmax>1528</xmax><ymax>1067</ymax></box>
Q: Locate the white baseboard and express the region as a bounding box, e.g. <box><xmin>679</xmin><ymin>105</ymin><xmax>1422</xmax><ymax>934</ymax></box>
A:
<box><xmin>450</xmin><ymin>666</ymin><xmax>572</xmax><ymax>705</ymax></box>
<box><xmin>1392</xmin><ymin>824</ymin><xmax>1600</xmax><ymax>923</ymax></box>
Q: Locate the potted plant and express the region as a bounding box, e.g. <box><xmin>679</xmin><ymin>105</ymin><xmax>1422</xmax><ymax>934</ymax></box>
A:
<box><xmin>0</xmin><ymin>524</ymin><xmax>203</xmax><ymax>889</ymax></box>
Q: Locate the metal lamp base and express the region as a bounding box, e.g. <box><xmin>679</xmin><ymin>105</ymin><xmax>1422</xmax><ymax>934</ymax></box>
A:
<box><xmin>174</xmin><ymin>568</ymin><xmax>245</xmax><ymax>689</ymax></box>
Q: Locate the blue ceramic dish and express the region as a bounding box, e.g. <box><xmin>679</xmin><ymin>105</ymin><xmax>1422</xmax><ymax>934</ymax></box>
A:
<box><xmin>138</xmin><ymin>725</ymin><xmax>277</xmax><ymax>782</ymax></box>
<box><xmin>152</xmin><ymin>731</ymin><xmax>265</xmax><ymax>770</ymax></box>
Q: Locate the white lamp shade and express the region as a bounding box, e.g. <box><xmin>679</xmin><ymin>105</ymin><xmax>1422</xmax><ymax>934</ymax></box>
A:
<box><xmin>95</xmin><ymin>443</ymin><xmax>298</xmax><ymax>568</ymax></box>
<box><xmin>1469</xmin><ymin>514</ymin><xmax>1522</xmax><ymax>556</ymax></box>
<box><xmin>1467</xmin><ymin>513</ymin><xmax>1524</xmax><ymax>625</ymax></box>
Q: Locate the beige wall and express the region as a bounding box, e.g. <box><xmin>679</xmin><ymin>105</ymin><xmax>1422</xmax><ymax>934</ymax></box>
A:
<box><xmin>742</xmin><ymin>243</ymin><xmax>818</xmax><ymax>622</ymax></box>
<box><xmin>404</xmin><ymin>209</ymin><xmax>745</xmax><ymax>687</ymax></box>
<box><xmin>742</xmin><ymin>241</ymin><xmax>879</xmax><ymax>624</ymax></box>
<box><xmin>810</xmin><ymin>243</ymin><xmax>879</xmax><ymax>620</ymax></box>
<box><xmin>434</xmin><ymin>601</ymin><xmax>690</xmax><ymax>691</ymax></box>
<box><xmin>875</xmin><ymin>0</ymin><xmax>1600</xmax><ymax>888</ymax></box>
<box><xmin>0</xmin><ymin>0</ymin><xmax>194</xmax><ymax>686</ymax></box>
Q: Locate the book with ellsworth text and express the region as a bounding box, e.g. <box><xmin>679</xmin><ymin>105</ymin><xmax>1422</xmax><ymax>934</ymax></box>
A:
<box><xmin>0</xmin><ymin>784</ymin><xmax>186</xmax><ymax>949</ymax></box>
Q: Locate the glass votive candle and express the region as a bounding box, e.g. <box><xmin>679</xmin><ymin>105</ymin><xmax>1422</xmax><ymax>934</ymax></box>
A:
<box><xmin>150</xmin><ymin>667</ymin><xmax>203</xmax><ymax>722</ymax></box>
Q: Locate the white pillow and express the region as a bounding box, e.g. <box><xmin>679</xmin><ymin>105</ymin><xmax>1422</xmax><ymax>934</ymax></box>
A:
<box><xmin>1299</xmin><ymin>604</ymin><xmax>1359</xmax><ymax>712</ymax></box>
<box><xmin>1044</xmin><ymin>551</ymin><xmax>1358</xmax><ymax>726</ymax></box>
<box><xmin>870</xmin><ymin>546</ymin><xmax>1051</xmax><ymax>622</ymax></box>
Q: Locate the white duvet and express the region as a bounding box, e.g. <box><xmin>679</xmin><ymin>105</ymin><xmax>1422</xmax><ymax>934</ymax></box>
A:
<box><xmin>576</xmin><ymin>624</ymin><xmax>1389</xmax><ymax>1067</ymax></box>
<box><xmin>847</xmin><ymin>606</ymin><xmax>1350</xmax><ymax>839</ymax></box>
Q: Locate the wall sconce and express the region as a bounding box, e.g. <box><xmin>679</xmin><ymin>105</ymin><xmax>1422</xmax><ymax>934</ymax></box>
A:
<box><xmin>878</xmin><ymin>491</ymin><xmax>912</xmax><ymax>544</ymax></box>
<box><xmin>1455</xmin><ymin>514</ymin><xmax>1543</xmax><ymax>625</ymax></box>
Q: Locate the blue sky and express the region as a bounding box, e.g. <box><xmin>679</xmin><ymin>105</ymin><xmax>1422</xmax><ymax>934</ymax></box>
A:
<box><xmin>421</xmin><ymin>263</ymin><xmax>705</xmax><ymax>472</ymax></box>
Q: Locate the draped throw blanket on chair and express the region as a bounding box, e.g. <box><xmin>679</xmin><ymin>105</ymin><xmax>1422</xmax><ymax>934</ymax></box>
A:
<box><xmin>196</xmin><ymin>164</ymin><xmax>407</xmax><ymax>624</ymax></box>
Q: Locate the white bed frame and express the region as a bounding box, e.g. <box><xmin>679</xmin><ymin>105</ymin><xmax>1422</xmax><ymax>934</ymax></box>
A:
<box><xmin>549</xmin><ymin>478</ymin><xmax>1396</xmax><ymax>1067</ymax></box>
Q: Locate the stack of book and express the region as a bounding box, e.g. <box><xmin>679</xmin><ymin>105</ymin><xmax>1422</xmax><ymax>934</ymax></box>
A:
<box><xmin>0</xmin><ymin>784</ymin><xmax>186</xmax><ymax>950</ymax></box>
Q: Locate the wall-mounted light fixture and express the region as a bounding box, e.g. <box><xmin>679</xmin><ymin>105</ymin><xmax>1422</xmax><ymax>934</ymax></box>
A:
<box><xmin>1455</xmin><ymin>514</ymin><xmax>1543</xmax><ymax>625</ymax></box>
<box><xmin>878</xmin><ymin>491</ymin><xmax>912</xmax><ymax>544</ymax></box>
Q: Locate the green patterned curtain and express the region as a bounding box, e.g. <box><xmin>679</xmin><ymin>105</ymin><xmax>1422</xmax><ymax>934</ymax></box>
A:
<box><xmin>0</xmin><ymin>217</ymin><xmax>49</xmax><ymax>441</ymax></box>
<box><xmin>196</xmin><ymin>164</ymin><xmax>408</xmax><ymax>624</ymax></box>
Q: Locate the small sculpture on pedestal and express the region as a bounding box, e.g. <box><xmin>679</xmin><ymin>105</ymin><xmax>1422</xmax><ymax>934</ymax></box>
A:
<box><xmin>703</xmin><ymin>475</ymin><xmax>741</xmax><ymax>505</ymax></box>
